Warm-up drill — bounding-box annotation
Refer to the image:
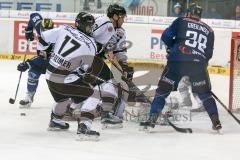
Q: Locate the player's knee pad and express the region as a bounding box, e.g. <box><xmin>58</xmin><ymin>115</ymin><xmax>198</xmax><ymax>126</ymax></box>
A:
<box><xmin>155</xmin><ymin>79</ymin><xmax>173</xmax><ymax>98</ymax></box>
<box><xmin>52</xmin><ymin>99</ymin><xmax>72</xmax><ymax>116</ymax></box>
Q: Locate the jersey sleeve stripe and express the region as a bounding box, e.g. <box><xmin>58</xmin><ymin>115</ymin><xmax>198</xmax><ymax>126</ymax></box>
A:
<box><xmin>93</xmin><ymin>21</ymin><xmax>111</xmax><ymax>32</ymax></box>
<box><xmin>47</xmin><ymin>64</ymin><xmax>71</xmax><ymax>76</ymax></box>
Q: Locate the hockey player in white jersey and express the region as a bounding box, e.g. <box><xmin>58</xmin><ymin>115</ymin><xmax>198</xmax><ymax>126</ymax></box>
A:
<box><xmin>39</xmin><ymin>12</ymin><xmax>103</xmax><ymax>137</ymax></box>
<box><xmin>76</xmin><ymin>4</ymin><xmax>134</xmax><ymax>130</ymax></box>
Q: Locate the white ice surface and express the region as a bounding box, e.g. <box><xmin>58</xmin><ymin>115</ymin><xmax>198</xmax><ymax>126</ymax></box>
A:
<box><xmin>0</xmin><ymin>60</ymin><xmax>240</xmax><ymax>160</ymax></box>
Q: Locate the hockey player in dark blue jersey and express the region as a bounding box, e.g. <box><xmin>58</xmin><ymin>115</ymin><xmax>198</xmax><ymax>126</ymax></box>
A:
<box><xmin>140</xmin><ymin>3</ymin><xmax>222</xmax><ymax>131</ymax></box>
<box><xmin>17</xmin><ymin>13</ymin><xmax>54</xmax><ymax>108</ymax></box>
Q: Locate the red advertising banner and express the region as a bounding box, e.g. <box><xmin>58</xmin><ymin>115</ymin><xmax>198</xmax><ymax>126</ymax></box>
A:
<box><xmin>13</xmin><ymin>20</ymin><xmax>74</xmax><ymax>55</ymax></box>
<box><xmin>13</xmin><ymin>20</ymin><xmax>37</xmax><ymax>55</ymax></box>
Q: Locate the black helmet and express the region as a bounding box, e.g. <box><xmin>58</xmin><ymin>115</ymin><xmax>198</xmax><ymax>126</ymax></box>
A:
<box><xmin>41</xmin><ymin>18</ymin><xmax>54</xmax><ymax>31</ymax></box>
<box><xmin>75</xmin><ymin>12</ymin><xmax>95</xmax><ymax>34</ymax></box>
<box><xmin>187</xmin><ymin>3</ymin><xmax>203</xmax><ymax>18</ymax></box>
<box><xmin>107</xmin><ymin>4</ymin><xmax>126</xmax><ymax>18</ymax></box>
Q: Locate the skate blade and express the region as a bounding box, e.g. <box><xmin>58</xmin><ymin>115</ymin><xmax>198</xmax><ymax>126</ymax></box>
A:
<box><xmin>76</xmin><ymin>134</ymin><xmax>100</xmax><ymax>141</ymax></box>
<box><xmin>47</xmin><ymin>127</ymin><xmax>69</xmax><ymax>131</ymax></box>
<box><xmin>101</xmin><ymin>123</ymin><xmax>123</xmax><ymax>130</ymax></box>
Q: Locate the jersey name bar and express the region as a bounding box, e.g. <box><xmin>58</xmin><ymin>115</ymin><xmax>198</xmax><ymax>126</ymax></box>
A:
<box><xmin>51</xmin><ymin>53</ymin><xmax>71</xmax><ymax>69</ymax></box>
<box><xmin>188</xmin><ymin>22</ymin><xmax>209</xmax><ymax>35</ymax></box>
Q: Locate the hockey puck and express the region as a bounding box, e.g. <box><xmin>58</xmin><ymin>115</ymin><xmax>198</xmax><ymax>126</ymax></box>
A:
<box><xmin>20</xmin><ymin>113</ymin><xmax>26</xmax><ymax>116</ymax></box>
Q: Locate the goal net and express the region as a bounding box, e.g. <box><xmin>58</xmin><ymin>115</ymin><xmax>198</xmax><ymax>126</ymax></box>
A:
<box><xmin>229</xmin><ymin>32</ymin><xmax>240</xmax><ymax>112</ymax></box>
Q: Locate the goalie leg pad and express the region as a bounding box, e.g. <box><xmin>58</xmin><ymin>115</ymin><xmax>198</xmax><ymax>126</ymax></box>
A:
<box><xmin>178</xmin><ymin>76</ymin><xmax>192</xmax><ymax>107</ymax></box>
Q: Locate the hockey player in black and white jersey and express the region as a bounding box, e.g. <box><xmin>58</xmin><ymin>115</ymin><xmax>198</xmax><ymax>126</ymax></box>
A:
<box><xmin>95</xmin><ymin>3</ymin><xmax>134</xmax><ymax>119</ymax></box>
<box><xmin>74</xmin><ymin>4</ymin><xmax>134</xmax><ymax>130</ymax></box>
<box><xmin>39</xmin><ymin>12</ymin><xmax>102</xmax><ymax>137</ymax></box>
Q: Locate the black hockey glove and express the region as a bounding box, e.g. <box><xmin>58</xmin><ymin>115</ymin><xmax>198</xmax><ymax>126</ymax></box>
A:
<box><xmin>77</xmin><ymin>67</ymin><xmax>97</xmax><ymax>84</ymax></box>
<box><xmin>119</xmin><ymin>61</ymin><xmax>134</xmax><ymax>81</ymax></box>
<box><xmin>82</xmin><ymin>72</ymin><xmax>96</xmax><ymax>84</ymax></box>
<box><xmin>17</xmin><ymin>60</ymin><xmax>31</xmax><ymax>72</ymax></box>
<box><xmin>25</xmin><ymin>29</ymin><xmax>34</xmax><ymax>41</ymax></box>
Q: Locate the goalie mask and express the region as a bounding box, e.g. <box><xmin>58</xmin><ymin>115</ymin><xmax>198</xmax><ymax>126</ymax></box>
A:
<box><xmin>41</xmin><ymin>18</ymin><xmax>54</xmax><ymax>31</ymax></box>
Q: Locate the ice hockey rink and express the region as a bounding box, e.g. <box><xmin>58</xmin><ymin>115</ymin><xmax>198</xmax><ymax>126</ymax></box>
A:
<box><xmin>0</xmin><ymin>60</ymin><xmax>239</xmax><ymax>160</ymax></box>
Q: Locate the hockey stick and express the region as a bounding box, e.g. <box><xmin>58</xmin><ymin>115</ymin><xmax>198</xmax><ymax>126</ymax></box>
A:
<box><xmin>108</xmin><ymin>59</ymin><xmax>152</xmax><ymax>103</ymax></box>
<box><xmin>86</xmin><ymin>73</ymin><xmax>131</xmax><ymax>94</ymax></box>
<box><xmin>109</xmin><ymin>60</ymin><xmax>193</xmax><ymax>133</ymax></box>
<box><xmin>165</xmin><ymin>117</ymin><xmax>193</xmax><ymax>133</ymax></box>
<box><xmin>212</xmin><ymin>92</ymin><xmax>240</xmax><ymax>125</ymax></box>
<box><xmin>9</xmin><ymin>41</ymin><xmax>30</xmax><ymax>104</ymax></box>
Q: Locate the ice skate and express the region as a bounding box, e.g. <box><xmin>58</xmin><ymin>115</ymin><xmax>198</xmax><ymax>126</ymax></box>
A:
<box><xmin>19</xmin><ymin>93</ymin><xmax>33</xmax><ymax>109</ymax></box>
<box><xmin>101</xmin><ymin>111</ymin><xmax>123</xmax><ymax>129</ymax></box>
<box><xmin>48</xmin><ymin>113</ymin><xmax>69</xmax><ymax>131</ymax></box>
<box><xmin>76</xmin><ymin>123</ymin><xmax>100</xmax><ymax>141</ymax></box>
<box><xmin>139</xmin><ymin>115</ymin><xmax>158</xmax><ymax>131</ymax></box>
<box><xmin>210</xmin><ymin>114</ymin><xmax>222</xmax><ymax>132</ymax></box>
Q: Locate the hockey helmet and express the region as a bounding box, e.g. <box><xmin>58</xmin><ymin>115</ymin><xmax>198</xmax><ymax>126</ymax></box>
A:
<box><xmin>187</xmin><ymin>3</ymin><xmax>203</xmax><ymax>18</ymax></box>
<box><xmin>107</xmin><ymin>4</ymin><xmax>126</xmax><ymax>18</ymax></box>
<box><xmin>75</xmin><ymin>12</ymin><xmax>95</xmax><ymax>35</ymax></box>
<box><xmin>41</xmin><ymin>18</ymin><xmax>54</xmax><ymax>31</ymax></box>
